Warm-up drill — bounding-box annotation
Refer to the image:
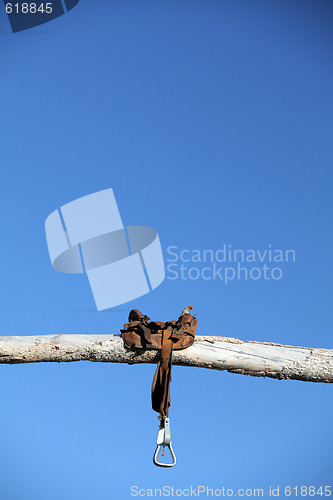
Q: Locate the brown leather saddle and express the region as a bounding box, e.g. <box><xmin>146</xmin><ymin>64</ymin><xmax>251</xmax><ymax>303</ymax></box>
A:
<box><xmin>121</xmin><ymin>306</ymin><xmax>198</xmax><ymax>467</ymax></box>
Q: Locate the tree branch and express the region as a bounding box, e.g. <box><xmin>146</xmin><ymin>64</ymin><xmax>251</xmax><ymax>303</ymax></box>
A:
<box><xmin>0</xmin><ymin>334</ymin><xmax>332</xmax><ymax>383</ymax></box>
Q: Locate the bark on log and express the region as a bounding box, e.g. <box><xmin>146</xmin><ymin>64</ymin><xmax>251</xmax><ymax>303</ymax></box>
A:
<box><xmin>0</xmin><ymin>334</ymin><xmax>332</xmax><ymax>383</ymax></box>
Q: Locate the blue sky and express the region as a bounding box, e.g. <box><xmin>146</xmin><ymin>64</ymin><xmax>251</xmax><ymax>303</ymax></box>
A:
<box><xmin>0</xmin><ymin>1</ymin><xmax>332</xmax><ymax>498</ymax></box>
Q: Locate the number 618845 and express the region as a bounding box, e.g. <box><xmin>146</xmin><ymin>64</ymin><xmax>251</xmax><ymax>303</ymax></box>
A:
<box><xmin>5</xmin><ymin>3</ymin><xmax>53</xmax><ymax>14</ymax></box>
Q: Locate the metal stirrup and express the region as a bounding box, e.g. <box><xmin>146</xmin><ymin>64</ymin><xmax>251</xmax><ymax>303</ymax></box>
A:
<box><xmin>153</xmin><ymin>417</ymin><xmax>176</xmax><ymax>467</ymax></box>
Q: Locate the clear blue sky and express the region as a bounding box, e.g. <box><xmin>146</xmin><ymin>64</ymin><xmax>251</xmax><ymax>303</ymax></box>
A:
<box><xmin>0</xmin><ymin>1</ymin><xmax>332</xmax><ymax>499</ymax></box>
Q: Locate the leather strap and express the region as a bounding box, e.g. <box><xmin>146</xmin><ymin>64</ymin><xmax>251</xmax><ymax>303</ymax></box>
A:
<box><xmin>151</xmin><ymin>327</ymin><xmax>173</xmax><ymax>418</ymax></box>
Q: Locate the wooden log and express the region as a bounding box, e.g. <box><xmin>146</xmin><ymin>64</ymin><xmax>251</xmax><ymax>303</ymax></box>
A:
<box><xmin>0</xmin><ymin>334</ymin><xmax>332</xmax><ymax>383</ymax></box>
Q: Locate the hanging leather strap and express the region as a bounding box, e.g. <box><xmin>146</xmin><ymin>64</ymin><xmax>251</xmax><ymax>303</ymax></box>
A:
<box><xmin>151</xmin><ymin>327</ymin><xmax>173</xmax><ymax>418</ymax></box>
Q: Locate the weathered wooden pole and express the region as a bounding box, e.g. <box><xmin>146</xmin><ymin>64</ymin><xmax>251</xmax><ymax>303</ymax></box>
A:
<box><xmin>0</xmin><ymin>334</ymin><xmax>332</xmax><ymax>383</ymax></box>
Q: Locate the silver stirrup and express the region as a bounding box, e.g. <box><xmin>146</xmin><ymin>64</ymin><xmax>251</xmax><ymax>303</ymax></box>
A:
<box><xmin>153</xmin><ymin>417</ymin><xmax>176</xmax><ymax>467</ymax></box>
